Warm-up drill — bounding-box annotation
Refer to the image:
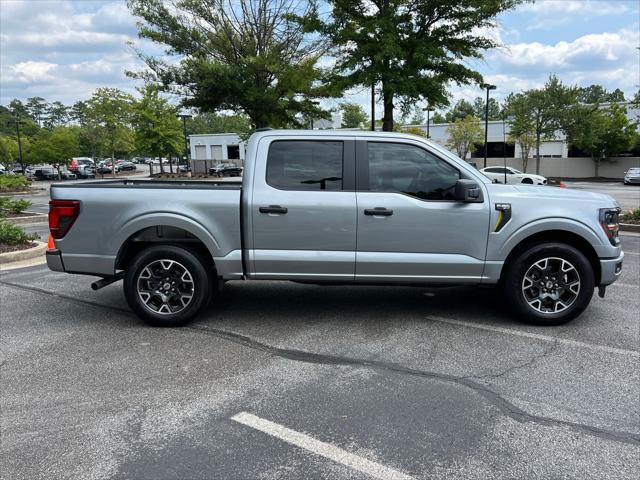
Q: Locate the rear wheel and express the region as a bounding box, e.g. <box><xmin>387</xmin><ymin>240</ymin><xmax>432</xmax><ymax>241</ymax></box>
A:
<box><xmin>502</xmin><ymin>243</ymin><xmax>594</xmax><ymax>325</ymax></box>
<box><xmin>521</xmin><ymin>178</ymin><xmax>534</xmax><ymax>184</ymax></box>
<box><xmin>124</xmin><ymin>245</ymin><xmax>210</xmax><ymax>327</ymax></box>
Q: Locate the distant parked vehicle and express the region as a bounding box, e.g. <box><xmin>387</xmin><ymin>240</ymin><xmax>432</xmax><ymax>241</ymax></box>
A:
<box><xmin>33</xmin><ymin>167</ymin><xmax>57</xmax><ymax>181</ymax></box>
<box><xmin>60</xmin><ymin>170</ymin><xmax>77</xmax><ymax>180</ymax></box>
<box><xmin>178</xmin><ymin>164</ymin><xmax>192</xmax><ymax>173</ymax></box>
<box><xmin>209</xmin><ymin>163</ymin><xmax>243</xmax><ymax>177</ymax></box>
<box><xmin>623</xmin><ymin>168</ymin><xmax>640</xmax><ymax>185</ymax></box>
<box><xmin>480</xmin><ymin>167</ymin><xmax>547</xmax><ymax>185</ymax></box>
<box><xmin>69</xmin><ymin>158</ymin><xmax>95</xmax><ymax>179</ymax></box>
<box><xmin>11</xmin><ymin>166</ymin><xmax>33</xmax><ymax>178</ymax></box>
<box><xmin>97</xmin><ymin>166</ymin><xmax>113</xmax><ymax>175</ymax></box>
<box><xmin>117</xmin><ymin>162</ymin><xmax>137</xmax><ymax>172</ymax></box>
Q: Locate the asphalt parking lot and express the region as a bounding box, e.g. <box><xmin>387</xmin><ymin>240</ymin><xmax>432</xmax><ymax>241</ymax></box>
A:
<box><xmin>1</xmin><ymin>232</ymin><xmax>638</xmax><ymax>479</ymax></box>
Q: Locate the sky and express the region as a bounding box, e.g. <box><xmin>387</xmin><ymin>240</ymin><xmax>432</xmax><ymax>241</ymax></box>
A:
<box><xmin>1</xmin><ymin>0</ymin><xmax>639</xmax><ymax>116</ymax></box>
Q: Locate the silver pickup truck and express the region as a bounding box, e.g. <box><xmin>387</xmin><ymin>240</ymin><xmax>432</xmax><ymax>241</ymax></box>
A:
<box><xmin>46</xmin><ymin>130</ymin><xmax>624</xmax><ymax>327</ymax></box>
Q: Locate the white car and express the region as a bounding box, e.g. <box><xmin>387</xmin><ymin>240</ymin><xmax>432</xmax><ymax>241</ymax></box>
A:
<box><xmin>480</xmin><ymin>166</ymin><xmax>547</xmax><ymax>185</ymax></box>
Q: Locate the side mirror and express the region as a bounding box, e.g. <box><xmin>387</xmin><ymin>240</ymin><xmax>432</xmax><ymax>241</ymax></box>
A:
<box><xmin>455</xmin><ymin>179</ymin><xmax>484</xmax><ymax>203</ymax></box>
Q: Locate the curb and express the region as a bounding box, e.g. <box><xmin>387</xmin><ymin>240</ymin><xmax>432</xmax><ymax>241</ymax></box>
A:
<box><xmin>0</xmin><ymin>241</ymin><xmax>47</xmax><ymax>265</ymax></box>
<box><xmin>620</xmin><ymin>223</ymin><xmax>640</xmax><ymax>233</ymax></box>
<box><xmin>5</xmin><ymin>213</ymin><xmax>48</xmax><ymax>225</ymax></box>
<box><xmin>0</xmin><ymin>190</ymin><xmax>32</xmax><ymax>196</ymax></box>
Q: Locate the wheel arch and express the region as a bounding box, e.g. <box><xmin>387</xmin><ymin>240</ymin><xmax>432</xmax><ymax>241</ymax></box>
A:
<box><xmin>115</xmin><ymin>217</ymin><xmax>218</xmax><ymax>273</ymax></box>
<box><xmin>500</xmin><ymin>229</ymin><xmax>601</xmax><ymax>285</ymax></box>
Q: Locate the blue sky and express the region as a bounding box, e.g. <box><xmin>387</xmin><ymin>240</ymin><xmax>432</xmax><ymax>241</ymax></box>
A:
<box><xmin>1</xmin><ymin>0</ymin><xmax>638</xmax><ymax>115</ymax></box>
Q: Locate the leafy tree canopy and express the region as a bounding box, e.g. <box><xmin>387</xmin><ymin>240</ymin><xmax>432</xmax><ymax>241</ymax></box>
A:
<box><xmin>446</xmin><ymin>115</ymin><xmax>483</xmax><ymax>160</ymax></box>
<box><xmin>339</xmin><ymin>102</ymin><xmax>368</xmax><ymax>128</ymax></box>
<box><xmin>298</xmin><ymin>0</ymin><xmax>524</xmax><ymax>131</ymax></box>
<box><xmin>128</xmin><ymin>0</ymin><xmax>329</xmax><ymax>129</ymax></box>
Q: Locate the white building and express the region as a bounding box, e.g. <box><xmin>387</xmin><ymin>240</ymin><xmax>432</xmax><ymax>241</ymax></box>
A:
<box><xmin>189</xmin><ymin>133</ymin><xmax>245</xmax><ymax>164</ymax></box>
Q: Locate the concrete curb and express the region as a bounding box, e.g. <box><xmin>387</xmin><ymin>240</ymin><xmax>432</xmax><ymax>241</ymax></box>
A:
<box><xmin>620</xmin><ymin>223</ymin><xmax>640</xmax><ymax>233</ymax></box>
<box><xmin>5</xmin><ymin>213</ymin><xmax>48</xmax><ymax>225</ymax></box>
<box><xmin>0</xmin><ymin>241</ymin><xmax>47</xmax><ymax>265</ymax></box>
<box><xmin>0</xmin><ymin>190</ymin><xmax>33</xmax><ymax>196</ymax></box>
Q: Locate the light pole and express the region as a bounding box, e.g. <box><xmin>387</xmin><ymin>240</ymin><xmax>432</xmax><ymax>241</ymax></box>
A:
<box><xmin>9</xmin><ymin>118</ymin><xmax>25</xmax><ymax>174</ymax></box>
<box><xmin>422</xmin><ymin>105</ymin><xmax>432</xmax><ymax>138</ymax></box>
<box><xmin>481</xmin><ymin>83</ymin><xmax>496</xmax><ymax>169</ymax></box>
<box><xmin>308</xmin><ymin>100</ymin><xmax>321</xmax><ymax>129</ymax></box>
<box><xmin>177</xmin><ymin>113</ymin><xmax>192</xmax><ymax>169</ymax></box>
<box><xmin>371</xmin><ymin>83</ymin><xmax>376</xmax><ymax>131</ymax></box>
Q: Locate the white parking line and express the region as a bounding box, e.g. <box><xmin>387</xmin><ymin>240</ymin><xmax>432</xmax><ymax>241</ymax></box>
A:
<box><xmin>615</xmin><ymin>282</ymin><xmax>639</xmax><ymax>288</ymax></box>
<box><xmin>623</xmin><ymin>251</ymin><xmax>639</xmax><ymax>256</ymax></box>
<box><xmin>426</xmin><ymin>316</ymin><xmax>640</xmax><ymax>358</ymax></box>
<box><xmin>231</xmin><ymin>412</ymin><xmax>414</xmax><ymax>480</ymax></box>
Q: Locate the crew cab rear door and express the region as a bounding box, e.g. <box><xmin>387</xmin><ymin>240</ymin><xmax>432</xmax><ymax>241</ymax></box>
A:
<box><xmin>355</xmin><ymin>138</ymin><xmax>490</xmax><ymax>282</ymax></box>
<box><xmin>249</xmin><ymin>136</ymin><xmax>357</xmax><ymax>280</ymax></box>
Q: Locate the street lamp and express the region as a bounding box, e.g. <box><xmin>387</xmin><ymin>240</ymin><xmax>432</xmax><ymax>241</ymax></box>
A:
<box><xmin>371</xmin><ymin>83</ymin><xmax>376</xmax><ymax>131</ymax></box>
<box><xmin>8</xmin><ymin>117</ymin><xmax>25</xmax><ymax>174</ymax></box>
<box><xmin>176</xmin><ymin>113</ymin><xmax>192</xmax><ymax>168</ymax></box>
<box><xmin>481</xmin><ymin>83</ymin><xmax>496</xmax><ymax>168</ymax></box>
<box><xmin>308</xmin><ymin>100</ymin><xmax>321</xmax><ymax>129</ymax></box>
<box><xmin>422</xmin><ymin>105</ymin><xmax>432</xmax><ymax>138</ymax></box>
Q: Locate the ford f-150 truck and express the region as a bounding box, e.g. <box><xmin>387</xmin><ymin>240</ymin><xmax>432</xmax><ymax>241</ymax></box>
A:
<box><xmin>46</xmin><ymin>130</ymin><xmax>624</xmax><ymax>327</ymax></box>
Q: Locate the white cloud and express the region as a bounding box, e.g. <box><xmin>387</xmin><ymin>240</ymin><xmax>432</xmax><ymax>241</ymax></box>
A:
<box><xmin>9</xmin><ymin>61</ymin><xmax>58</xmax><ymax>83</ymax></box>
<box><xmin>521</xmin><ymin>0</ymin><xmax>634</xmax><ymax>30</ymax></box>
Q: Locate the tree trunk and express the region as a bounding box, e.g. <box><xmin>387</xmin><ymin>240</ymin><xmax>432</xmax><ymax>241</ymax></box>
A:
<box><xmin>158</xmin><ymin>152</ymin><xmax>164</xmax><ymax>174</ymax></box>
<box><xmin>168</xmin><ymin>155</ymin><xmax>174</xmax><ymax>174</ymax></box>
<box><xmin>594</xmin><ymin>156</ymin><xmax>600</xmax><ymax>177</ymax></box>
<box><xmin>522</xmin><ymin>155</ymin><xmax>528</xmax><ymax>173</ymax></box>
<box><xmin>382</xmin><ymin>83</ymin><xmax>394</xmax><ymax>132</ymax></box>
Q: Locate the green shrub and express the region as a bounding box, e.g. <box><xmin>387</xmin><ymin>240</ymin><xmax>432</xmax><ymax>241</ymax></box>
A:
<box><xmin>620</xmin><ymin>208</ymin><xmax>640</xmax><ymax>224</ymax></box>
<box><xmin>0</xmin><ymin>219</ymin><xmax>38</xmax><ymax>246</ymax></box>
<box><xmin>0</xmin><ymin>175</ymin><xmax>30</xmax><ymax>191</ymax></box>
<box><xmin>0</xmin><ymin>198</ymin><xmax>32</xmax><ymax>216</ymax></box>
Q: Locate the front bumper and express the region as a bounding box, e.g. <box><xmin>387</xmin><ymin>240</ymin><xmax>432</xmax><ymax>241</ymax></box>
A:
<box><xmin>599</xmin><ymin>251</ymin><xmax>624</xmax><ymax>286</ymax></box>
<box><xmin>46</xmin><ymin>249</ymin><xmax>65</xmax><ymax>272</ymax></box>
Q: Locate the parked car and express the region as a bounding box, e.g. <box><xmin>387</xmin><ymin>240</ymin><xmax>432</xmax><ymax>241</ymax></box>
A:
<box><xmin>47</xmin><ymin>130</ymin><xmax>623</xmax><ymax>328</ymax></box>
<box><xmin>623</xmin><ymin>168</ymin><xmax>640</xmax><ymax>185</ymax></box>
<box><xmin>479</xmin><ymin>166</ymin><xmax>547</xmax><ymax>185</ymax></box>
<box><xmin>69</xmin><ymin>157</ymin><xmax>95</xmax><ymax>178</ymax></box>
<box><xmin>117</xmin><ymin>162</ymin><xmax>137</xmax><ymax>172</ymax></box>
<box><xmin>209</xmin><ymin>162</ymin><xmax>243</xmax><ymax>177</ymax></box>
<box><xmin>59</xmin><ymin>170</ymin><xmax>77</xmax><ymax>180</ymax></box>
<box><xmin>11</xmin><ymin>166</ymin><xmax>33</xmax><ymax>178</ymax></box>
<box><xmin>96</xmin><ymin>166</ymin><xmax>113</xmax><ymax>175</ymax></box>
<box><xmin>178</xmin><ymin>164</ymin><xmax>192</xmax><ymax>173</ymax></box>
<box><xmin>33</xmin><ymin>167</ymin><xmax>58</xmax><ymax>180</ymax></box>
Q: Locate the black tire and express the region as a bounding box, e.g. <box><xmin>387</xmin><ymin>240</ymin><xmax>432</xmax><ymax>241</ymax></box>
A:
<box><xmin>502</xmin><ymin>242</ymin><xmax>594</xmax><ymax>326</ymax></box>
<box><xmin>521</xmin><ymin>178</ymin><xmax>534</xmax><ymax>184</ymax></box>
<box><xmin>124</xmin><ymin>245</ymin><xmax>210</xmax><ymax>327</ymax></box>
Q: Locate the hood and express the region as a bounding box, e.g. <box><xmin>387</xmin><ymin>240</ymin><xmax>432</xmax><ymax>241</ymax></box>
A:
<box><xmin>509</xmin><ymin>184</ymin><xmax>616</xmax><ymax>204</ymax></box>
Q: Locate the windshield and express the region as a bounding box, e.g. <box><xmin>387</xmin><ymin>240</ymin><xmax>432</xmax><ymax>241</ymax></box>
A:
<box><xmin>628</xmin><ymin>168</ymin><xmax>640</xmax><ymax>173</ymax></box>
<box><xmin>510</xmin><ymin>168</ymin><xmax>522</xmax><ymax>174</ymax></box>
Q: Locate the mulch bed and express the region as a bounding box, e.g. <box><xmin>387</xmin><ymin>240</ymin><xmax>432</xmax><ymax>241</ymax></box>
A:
<box><xmin>0</xmin><ymin>242</ymin><xmax>37</xmax><ymax>254</ymax></box>
<box><xmin>5</xmin><ymin>212</ymin><xmax>39</xmax><ymax>218</ymax></box>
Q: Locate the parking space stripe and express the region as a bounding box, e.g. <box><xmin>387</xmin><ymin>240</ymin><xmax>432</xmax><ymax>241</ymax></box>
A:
<box><xmin>614</xmin><ymin>282</ymin><xmax>639</xmax><ymax>288</ymax></box>
<box><xmin>426</xmin><ymin>315</ymin><xmax>640</xmax><ymax>358</ymax></box>
<box><xmin>231</xmin><ymin>412</ymin><xmax>414</xmax><ymax>480</ymax></box>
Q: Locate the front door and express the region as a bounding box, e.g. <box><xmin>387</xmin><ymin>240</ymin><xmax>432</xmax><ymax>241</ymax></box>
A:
<box><xmin>250</xmin><ymin>138</ymin><xmax>357</xmax><ymax>280</ymax></box>
<box><xmin>355</xmin><ymin>140</ymin><xmax>491</xmax><ymax>283</ymax></box>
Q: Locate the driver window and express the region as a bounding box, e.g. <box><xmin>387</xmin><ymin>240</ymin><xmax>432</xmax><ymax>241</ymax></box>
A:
<box><xmin>367</xmin><ymin>142</ymin><xmax>460</xmax><ymax>200</ymax></box>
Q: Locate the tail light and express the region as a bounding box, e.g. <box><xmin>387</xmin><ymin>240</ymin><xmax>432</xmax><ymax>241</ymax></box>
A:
<box><xmin>49</xmin><ymin>200</ymin><xmax>80</xmax><ymax>239</ymax></box>
<box><xmin>599</xmin><ymin>207</ymin><xmax>620</xmax><ymax>246</ymax></box>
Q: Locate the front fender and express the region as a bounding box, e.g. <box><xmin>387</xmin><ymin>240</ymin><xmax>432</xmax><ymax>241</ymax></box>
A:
<box><xmin>492</xmin><ymin>217</ymin><xmax>610</xmax><ymax>261</ymax></box>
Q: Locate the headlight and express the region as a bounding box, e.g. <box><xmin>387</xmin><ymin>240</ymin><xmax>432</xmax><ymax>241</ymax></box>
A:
<box><xmin>599</xmin><ymin>207</ymin><xmax>620</xmax><ymax>246</ymax></box>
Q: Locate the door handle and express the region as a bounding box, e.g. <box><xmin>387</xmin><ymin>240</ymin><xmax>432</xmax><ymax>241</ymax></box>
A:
<box><xmin>364</xmin><ymin>207</ymin><xmax>393</xmax><ymax>216</ymax></box>
<box><xmin>259</xmin><ymin>205</ymin><xmax>288</xmax><ymax>214</ymax></box>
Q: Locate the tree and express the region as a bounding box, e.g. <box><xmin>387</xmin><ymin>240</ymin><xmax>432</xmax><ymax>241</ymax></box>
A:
<box><xmin>567</xmin><ymin>104</ymin><xmax>637</xmax><ymax>177</ymax></box>
<box><xmin>128</xmin><ymin>0</ymin><xmax>328</xmax><ymax>129</ymax></box>
<box><xmin>188</xmin><ymin>112</ymin><xmax>253</xmax><ymax>138</ymax></box>
<box><xmin>133</xmin><ymin>85</ymin><xmax>184</xmax><ymax>174</ymax></box>
<box><xmin>446</xmin><ymin>99</ymin><xmax>476</xmax><ymax>123</ymax></box>
<box><xmin>0</xmin><ymin>135</ymin><xmax>19</xmax><ymax>168</ymax></box>
<box><xmin>577</xmin><ymin>85</ymin><xmax>626</xmax><ymax>104</ymax></box>
<box><xmin>472</xmin><ymin>97</ymin><xmax>501</xmax><ymax>121</ymax></box>
<box><xmin>431</xmin><ymin>112</ymin><xmax>446</xmax><ymax>124</ymax></box>
<box><xmin>85</xmin><ymin>88</ymin><xmax>135</xmax><ymax>170</ymax></box>
<box><xmin>446</xmin><ymin>115</ymin><xmax>483</xmax><ymax>160</ymax></box>
<box><xmin>44</xmin><ymin>101</ymin><xmax>69</xmax><ymax>129</ymax></box>
<box><xmin>506</xmin><ymin>75</ymin><xmax>578</xmax><ymax>174</ymax></box>
<box><xmin>504</xmin><ymin>92</ymin><xmax>536</xmax><ymax>172</ymax></box>
<box><xmin>30</xmin><ymin>127</ymin><xmax>81</xmax><ymax>177</ymax></box>
<box><xmin>25</xmin><ymin>97</ymin><xmax>48</xmax><ymax>127</ymax></box>
<box><xmin>339</xmin><ymin>102</ymin><xmax>368</xmax><ymax>128</ymax></box>
<box><xmin>299</xmin><ymin>0</ymin><xmax>523</xmax><ymax>131</ymax></box>
<box><xmin>408</xmin><ymin>106</ymin><xmax>425</xmax><ymax>125</ymax></box>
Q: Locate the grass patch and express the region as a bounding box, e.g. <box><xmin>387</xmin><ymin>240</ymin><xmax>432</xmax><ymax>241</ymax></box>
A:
<box><xmin>620</xmin><ymin>208</ymin><xmax>640</xmax><ymax>225</ymax></box>
<box><xmin>0</xmin><ymin>175</ymin><xmax>31</xmax><ymax>192</ymax></box>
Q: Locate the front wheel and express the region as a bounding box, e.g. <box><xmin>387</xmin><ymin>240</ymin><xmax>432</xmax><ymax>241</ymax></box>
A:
<box><xmin>124</xmin><ymin>245</ymin><xmax>210</xmax><ymax>327</ymax></box>
<box><xmin>502</xmin><ymin>243</ymin><xmax>595</xmax><ymax>325</ymax></box>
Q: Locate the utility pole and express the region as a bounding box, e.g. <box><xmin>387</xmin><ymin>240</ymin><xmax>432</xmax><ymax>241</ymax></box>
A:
<box><xmin>371</xmin><ymin>83</ymin><xmax>376</xmax><ymax>131</ymax></box>
<box><xmin>177</xmin><ymin>113</ymin><xmax>192</xmax><ymax>169</ymax></box>
<box><xmin>422</xmin><ymin>105</ymin><xmax>431</xmax><ymax>138</ymax></box>
<box><xmin>11</xmin><ymin>118</ymin><xmax>25</xmax><ymax>174</ymax></box>
<box><xmin>481</xmin><ymin>83</ymin><xmax>496</xmax><ymax>168</ymax></box>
